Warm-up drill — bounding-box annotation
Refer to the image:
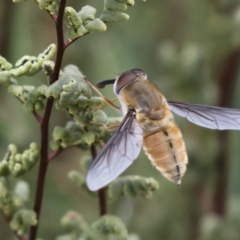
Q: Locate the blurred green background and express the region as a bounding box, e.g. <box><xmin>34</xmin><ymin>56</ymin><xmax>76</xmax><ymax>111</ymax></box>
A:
<box><xmin>1</xmin><ymin>0</ymin><xmax>240</xmax><ymax>239</ymax></box>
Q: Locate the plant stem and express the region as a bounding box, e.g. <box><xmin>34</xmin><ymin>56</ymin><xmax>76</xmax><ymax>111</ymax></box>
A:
<box><xmin>29</xmin><ymin>0</ymin><xmax>67</xmax><ymax>239</ymax></box>
<box><xmin>212</xmin><ymin>48</ymin><xmax>240</xmax><ymax>215</ymax></box>
<box><xmin>51</xmin><ymin>0</ymin><xmax>66</xmax><ymax>85</ymax></box>
<box><xmin>48</xmin><ymin>147</ymin><xmax>63</xmax><ymax>161</ymax></box>
<box><xmin>29</xmin><ymin>99</ymin><xmax>53</xmax><ymax>240</ymax></box>
<box><xmin>90</xmin><ymin>145</ymin><xmax>107</xmax><ymax>216</ymax></box>
<box><xmin>98</xmin><ymin>187</ymin><xmax>107</xmax><ymax>216</ymax></box>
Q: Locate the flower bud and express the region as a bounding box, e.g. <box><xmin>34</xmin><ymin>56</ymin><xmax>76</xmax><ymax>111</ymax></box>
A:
<box><xmin>85</xmin><ymin>19</ymin><xmax>107</xmax><ymax>32</ymax></box>
<box><xmin>78</xmin><ymin>5</ymin><xmax>96</xmax><ymax>23</ymax></box>
<box><xmin>100</xmin><ymin>10</ymin><xmax>129</xmax><ymax>23</ymax></box>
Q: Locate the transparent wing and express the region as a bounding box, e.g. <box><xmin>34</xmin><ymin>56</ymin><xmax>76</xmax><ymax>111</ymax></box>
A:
<box><xmin>168</xmin><ymin>100</ymin><xmax>240</xmax><ymax>130</ymax></box>
<box><xmin>86</xmin><ymin>111</ymin><xmax>143</xmax><ymax>191</ymax></box>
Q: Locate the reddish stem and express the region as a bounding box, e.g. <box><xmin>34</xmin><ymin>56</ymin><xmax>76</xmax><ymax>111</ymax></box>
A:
<box><xmin>90</xmin><ymin>145</ymin><xmax>107</xmax><ymax>216</ymax></box>
<box><xmin>33</xmin><ymin>111</ymin><xmax>42</xmax><ymax>124</ymax></box>
<box><xmin>29</xmin><ymin>99</ymin><xmax>53</xmax><ymax>240</ymax></box>
<box><xmin>29</xmin><ymin>0</ymin><xmax>67</xmax><ymax>239</ymax></box>
<box><xmin>48</xmin><ymin>148</ymin><xmax>63</xmax><ymax>162</ymax></box>
<box><xmin>212</xmin><ymin>48</ymin><xmax>240</xmax><ymax>215</ymax></box>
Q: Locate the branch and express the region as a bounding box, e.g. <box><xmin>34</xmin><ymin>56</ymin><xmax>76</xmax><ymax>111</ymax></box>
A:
<box><xmin>90</xmin><ymin>145</ymin><xmax>107</xmax><ymax>216</ymax></box>
<box><xmin>48</xmin><ymin>147</ymin><xmax>63</xmax><ymax>162</ymax></box>
<box><xmin>212</xmin><ymin>48</ymin><xmax>240</xmax><ymax>216</ymax></box>
<box><xmin>29</xmin><ymin>0</ymin><xmax>67</xmax><ymax>239</ymax></box>
<box><xmin>33</xmin><ymin>111</ymin><xmax>42</xmax><ymax>124</ymax></box>
<box><xmin>64</xmin><ymin>32</ymin><xmax>90</xmax><ymax>48</ymax></box>
<box><xmin>50</xmin><ymin>0</ymin><xmax>66</xmax><ymax>84</ymax></box>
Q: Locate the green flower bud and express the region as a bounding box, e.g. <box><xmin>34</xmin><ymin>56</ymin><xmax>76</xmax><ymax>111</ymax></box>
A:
<box><xmin>105</xmin><ymin>0</ymin><xmax>128</xmax><ymax>11</ymax></box>
<box><xmin>66</xmin><ymin>121</ymin><xmax>84</xmax><ymax>133</ymax></box>
<box><xmin>78</xmin><ymin>5</ymin><xmax>96</xmax><ymax>23</ymax></box>
<box><xmin>117</xmin><ymin>0</ymin><xmax>135</xmax><ymax>6</ymax></box>
<box><xmin>13</xmin><ymin>0</ymin><xmax>28</xmax><ymax>2</ymax></box>
<box><xmin>50</xmin><ymin>139</ymin><xmax>61</xmax><ymax>151</ymax></box>
<box><xmin>67</xmin><ymin>25</ymin><xmax>88</xmax><ymax>40</ymax></box>
<box><xmin>28</xmin><ymin>88</ymin><xmax>40</xmax><ymax>102</ymax></box>
<box><xmin>91</xmin><ymin>215</ymin><xmax>128</xmax><ymax>239</ymax></box>
<box><xmin>8</xmin><ymin>85</ymin><xmax>31</xmax><ymax>100</ymax></box>
<box><xmin>65</xmin><ymin>7</ymin><xmax>82</xmax><ymax>28</ymax></box>
<box><xmin>92</xmin><ymin>110</ymin><xmax>108</xmax><ymax>124</ymax></box>
<box><xmin>68</xmin><ymin>170</ymin><xmax>85</xmax><ymax>187</ymax></box>
<box><xmin>27</xmin><ymin>58</ymin><xmax>39</xmax><ymax>76</ymax></box>
<box><xmin>30</xmin><ymin>142</ymin><xmax>39</xmax><ymax>150</ymax></box>
<box><xmin>67</xmin><ymin>67</ymin><xmax>92</xmax><ymax>98</ymax></box>
<box><xmin>88</xmin><ymin>96</ymin><xmax>106</xmax><ymax>108</ymax></box>
<box><xmin>0</xmin><ymin>178</ymin><xmax>8</xmax><ymax>198</ymax></box>
<box><xmin>24</xmin><ymin>86</ymin><xmax>45</xmax><ymax>112</ymax></box>
<box><xmin>75</xmin><ymin>96</ymin><xmax>89</xmax><ymax>108</ymax></box>
<box><xmin>82</xmin><ymin>132</ymin><xmax>95</xmax><ymax>145</ymax></box>
<box><xmin>14</xmin><ymin>181</ymin><xmax>29</xmax><ymax>202</ymax></box>
<box><xmin>0</xmin><ymin>71</ymin><xmax>12</xmax><ymax>84</ymax></box>
<box><xmin>37</xmin><ymin>0</ymin><xmax>60</xmax><ymax>15</ymax></box>
<box><xmin>56</xmin><ymin>234</ymin><xmax>73</xmax><ymax>240</ymax></box>
<box><xmin>9</xmin><ymin>144</ymin><xmax>17</xmax><ymax>152</ymax></box>
<box><xmin>62</xmin><ymin>79</ymin><xmax>77</xmax><ymax>92</ymax></box>
<box><xmin>21</xmin><ymin>143</ymin><xmax>39</xmax><ymax>171</ymax></box>
<box><xmin>85</xmin><ymin>19</ymin><xmax>107</xmax><ymax>32</ymax></box>
<box><xmin>46</xmin><ymin>68</ymin><xmax>91</xmax><ymax>107</ymax></box>
<box><xmin>37</xmin><ymin>44</ymin><xmax>56</xmax><ymax>65</ymax></box>
<box><xmin>10</xmin><ymin>209</ymin><xmax>37</xmax><ymax>236</ymax></box>
<box><xmin>37</xmin><ymin>84</ymin><xmax>48</xmax><ymax>95</ymax></box>
<box><xmin>77</xmin><ymin>143</ymin><xmax>90</xmax><ymax>151</ymax></box>
<box><xmin>11</xmin><ymin>163</ymin><xmax>25</xmax><ymax>177</ymax></box>
<box><xmin>23</xmin><ymin>101</ymin><xmax>34</xmax><ymax>112</ymax></box>
<box><xmin>60</xmin><ymin>211</ymin><xmax>88</xmax><ymax>233</ymax></box>
<box><xmin>67</xmin><ymin>104</ymin><xmax>79</xmax><ymax>115</ymax></box>
<box><xmin>53</xmin><ymin>126</ymin><xmax>70</xmax><ymax>141</ymax></box>
<box><xmin>14</xmin><ymin>153</ymin><xmax>22</xmax><ymax>162</ymax></box>
<box><xmin>42</xmin><ymin>60</ymin><xmax>55</xmax><ymax>77</ymax></box>
<box><xmin>0</xmin><ymin>160</ymin><xmax>10</xmax><ymax>176</ymax></box>
<box><xmin>108</xmin><ymin>176</ymin><xmax>159</xmax><ymax>201</ymax></box>
<box><xmin>63</xmin><ymin>65</ymin><xmax>84</xmax><ymax>76</ymax></box>
<box><xmin>34</xmin><ymin>100</ymin><xmax>44</xmax><ymax>111</ymax></box>
<box><xmin>0</xmin><ymin>56</ymin><xmax>12</xmax><ymax>71</ymax></box>
<box><xmin>14</xmin><ymin>181</ymin><xmax>29</xmax><ymax>206</ymax></box>
<box><xmin>100</xmin><ymin>10</ymin><xmax>129</xmax><ymax>23</ymax></box>
<box><xmin>12</xmin><ymin>56</ymin><xmax>34</xmax><ymax>76</ymax></box>
<box><xmin>75</xmin><ymin>114</ymin><xmax>89</xmax><ymax>125</ymax></box>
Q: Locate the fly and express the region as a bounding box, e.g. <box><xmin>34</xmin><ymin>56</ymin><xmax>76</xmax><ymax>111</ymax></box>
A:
<box><xmin>86</xmin><ymin>68</ymin><xmax>240</xmax><ymax>191</ymax></box>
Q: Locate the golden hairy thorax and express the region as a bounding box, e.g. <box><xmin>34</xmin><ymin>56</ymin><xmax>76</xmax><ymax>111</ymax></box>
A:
<box><xmin>119</xmin><ymin>80</ymin><xmax>188</xmax><ymax>185</ymax></box>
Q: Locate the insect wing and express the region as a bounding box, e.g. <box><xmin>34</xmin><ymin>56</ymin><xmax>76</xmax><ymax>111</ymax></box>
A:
<box><xmin>86</xmin><ymin>111</ymin><xmax>143</xmax><ymax>191</ymax></box>
<box><xmin>168</xmin><ymin>100</ymin><xmax>240</xmax><ymax>130</ymax></box>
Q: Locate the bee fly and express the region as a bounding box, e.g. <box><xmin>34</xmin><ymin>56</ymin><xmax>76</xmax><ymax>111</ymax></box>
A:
<box><xmin>86</xmin><ymin>68</ymin><xmax>240</xmax><ymax>191</ymax></box>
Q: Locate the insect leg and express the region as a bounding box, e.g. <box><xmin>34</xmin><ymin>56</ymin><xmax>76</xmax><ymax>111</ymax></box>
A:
<box><xmin>85</xmin><ymin>78</ymin><xmax>121</xmax><ymax>110</ymax></box>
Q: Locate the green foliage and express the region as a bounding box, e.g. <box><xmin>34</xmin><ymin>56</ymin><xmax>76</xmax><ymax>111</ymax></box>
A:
<box><xmin>0</xmin><ymin>143</ymin><xmax>40</xmax><ymax>177</ymax></box>
<box><xmin>45</xmin><ymin>65</ymin><xmax>92</xmax><ymax>107</ymax></box>
<box><xmin>108</xmin><ymin>176</ymin><xmax>159</xmax><ymax>201</ymax></box>
<box><xmin>0</xmin><ymin>178</ymin><xmax>30</xmax><ymax>216</ymax></box>
<box><xmin>0</xmin><ymin>56</ymin><xmax>12</xmax><ymax>71</ymax></box>
<box><xmin>37</xmin><ymin>0</ymin><xmax>60</xmax><ymax>15</ymax></box>
<box><xmin>0</xmin><ymin>0</ymin><xmax>160</xmax><ymax>239</ymax></box>
<box><xmin>91</xmin><ymin>215</ymin><xmax>128</xmax><ymax>240</ymax></box>
<box><xmin>10</xmin><ymin>209</ymin><xmax>37</xmax><ymax>235</ymax></box>
<box><xmin>57</xmin><ymin>212</ymin><xmax>129</xmax><ymax>240</ymax></box>
<box><xmin>11</xmin><ymin>44</ymin><xmax>56</xmax><ymax>77</ymax></box>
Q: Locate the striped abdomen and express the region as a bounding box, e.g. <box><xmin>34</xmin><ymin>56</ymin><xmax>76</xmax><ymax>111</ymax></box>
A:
<box><xmin>143</xmin><ymin>121</ymin><xmax>188</xmax><ymax>185</ymax></box>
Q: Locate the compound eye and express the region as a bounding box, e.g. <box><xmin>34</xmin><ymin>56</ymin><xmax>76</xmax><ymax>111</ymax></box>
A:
<box><xmin>114</xmin><ymin>71</ymin><xmax>137</xmax><ymax>94</ymax></box>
